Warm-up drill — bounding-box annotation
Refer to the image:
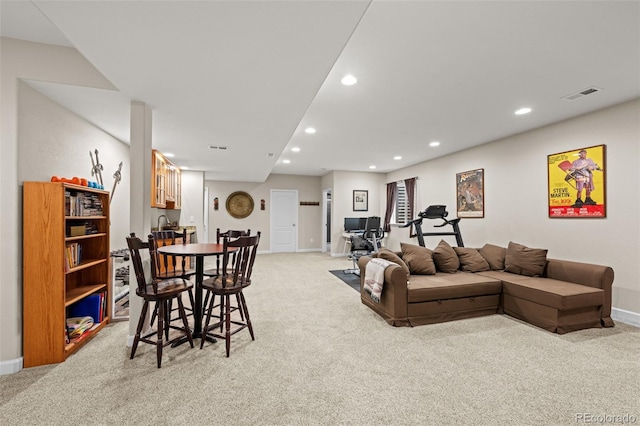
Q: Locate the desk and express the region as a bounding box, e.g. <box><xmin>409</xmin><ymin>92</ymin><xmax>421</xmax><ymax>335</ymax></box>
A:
<box><xmin>341</xmin><ymin>231</ymin><xmax>362</xmax><ymax>253</ymax></box>
<box><xmin>157</xmin><ymin>243</ymin><xmax>236</xmax><ymax>344</ymax></box>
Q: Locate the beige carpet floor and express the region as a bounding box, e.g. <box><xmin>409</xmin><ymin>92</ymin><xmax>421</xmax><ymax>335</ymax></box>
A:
<box><xmin>1</xmin><ymin>252</ymin><xmax>639</xmax><ymax>425</ymax></box>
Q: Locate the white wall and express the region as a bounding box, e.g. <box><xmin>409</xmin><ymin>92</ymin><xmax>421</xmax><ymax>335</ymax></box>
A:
<box><xmin>1</xmin><ymin>37</ymin><xmax>119</xmax><ymax>374</ymax></box>
<box><xmin>205</xmin><ymin>174</ymin><xmax>322</xmax><ymax>251</ymax></box>
<box><xmin>385</xmin><ymin>99</ymin><xmax>640</xmax><ymax>316</ymax></box>
<box><xmin>18</xmin><ymin>82</ymin><xmax>131</xmax><ymax>249</ymax></box>
<box><xmin>325</xmin><ymin>170</ymin><xmax>386</xmax><ymax>255</ymax></box>
<box><xmin>179</xmin><ymin>171</ymin><xmax>205</xmax><ymax>242</ymax></box>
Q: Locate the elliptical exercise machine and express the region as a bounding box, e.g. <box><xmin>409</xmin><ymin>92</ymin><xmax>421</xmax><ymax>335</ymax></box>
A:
<box><xmin>400</xmin><ymin>205</ymin><xmax>464</xmax><ymax>247</ymax></box>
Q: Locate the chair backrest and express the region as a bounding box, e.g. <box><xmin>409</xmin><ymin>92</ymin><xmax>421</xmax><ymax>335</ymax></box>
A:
<box><xmin>219</xmin><ymin>232</ymin><xmax>261</xmax><ymax>288</ymax></box>
<box><xmin>216</xmin><ymin>228</ymin><xmax>251</xmax><ymax>272</ymax></box>
<box><xmin>126</xmin><ymin>232</ymin><xmax>152</xmax><ymax>295</ymax></box>
<box><xmin>150</xmin><ymin>229</ymin><xmax>188</xmax><ymax>276</ymax></box>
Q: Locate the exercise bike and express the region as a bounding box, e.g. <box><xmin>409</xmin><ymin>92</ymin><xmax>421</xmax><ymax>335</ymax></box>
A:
<box><xmin>400</xmin><ymin>205</ymin><xmax>464</xmax><ymax>247</ymax></box>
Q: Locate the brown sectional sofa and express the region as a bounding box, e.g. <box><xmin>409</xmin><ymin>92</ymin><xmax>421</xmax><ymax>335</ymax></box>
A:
<box><xmin>358</xmin><ymin>242</ymin><xmax>614</xmax><ymax>334</ymax></box>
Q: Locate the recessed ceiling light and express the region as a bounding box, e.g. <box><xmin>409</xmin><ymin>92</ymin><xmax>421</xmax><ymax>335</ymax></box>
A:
<box><xmin>283</xmin><ymin>159</ymin><xmax>291</xmax><ymax>164</ymax></box>
<box><xmin>393</xmin><ymin>156</ymin><xmax>402</xmax><ymax>160</ymax></box>
<box><xmin>291</xmin><ymin>147</ymin><xmax>301</xmax><ymax>152</ymax></box>
<box><xmin>515</xmin><ymin>107</ymin><xmax>532</xmax><ymax>115</ymax></box>
<box><xmin>304</xmin><ymin>127</ymin><xmax>316</xmax><ymax>134</ymax></box>
<box><xmin>341</xmin><ymin>75</ymin><xmax>357</xmax><ymax>86</ymax></box>
<box><xmin>369</xmin><ymin>165</ymin><xmax>376</xmax><ymax>169</ymax></box>
<box><xmin>164</xmin><ymin>152</ymin><xmax>175</xmax><ymax>157</ymax></box>
<box><xmin>429</xmin><ymin>141</ymin><xmax>440</xmax><ymax>147</ymax></box>
<box><xmin>181</xmin><ymin>166</ymin><xmax>189</xmax><ymax>170</ymax></box>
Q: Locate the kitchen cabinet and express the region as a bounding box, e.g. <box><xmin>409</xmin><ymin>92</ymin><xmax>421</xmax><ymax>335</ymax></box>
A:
<box><xmin>151</xmin><ymin>149</ymin><xmax>181</xmax><ymax>209</ymax></box>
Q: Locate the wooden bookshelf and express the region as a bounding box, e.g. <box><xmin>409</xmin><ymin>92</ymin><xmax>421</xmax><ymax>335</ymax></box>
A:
<box><xmin>23</xmin><ymin>182</ymin><xmax>111</xmax><ymax>367</ymax></box>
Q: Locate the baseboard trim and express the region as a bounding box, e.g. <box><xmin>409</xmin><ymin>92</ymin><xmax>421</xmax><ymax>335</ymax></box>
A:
<box><xmin>297</xmin><ymin>248</ymin><xmax>322</xmax><ymax>253</ymax></box>
<box><xmin>612</xmin><ymin>308</ymin><xmax>640</xmax><ymax>328</ymax></box>
<box><xmin>0</xmin><ymin>357</ymin><xmax>23</xmax><ymax>376</ymax></box>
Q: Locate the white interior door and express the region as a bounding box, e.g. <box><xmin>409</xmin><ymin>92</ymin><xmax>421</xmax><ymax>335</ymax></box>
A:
<box><xmin>271</xmin><ymin>189</ymin><xmax>298</xmax><ymax>253</ymax></box>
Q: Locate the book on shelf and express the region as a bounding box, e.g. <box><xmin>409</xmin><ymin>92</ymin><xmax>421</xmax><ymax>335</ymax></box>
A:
<box><xmin>68</xmin><ymin>293</ymin><xmax>105</xmax><ymax>324</ymax></box>
<box><xmin>66</xmin><ymin>316</ymin><xmax>94</xmax><ymax>340</ymax></box>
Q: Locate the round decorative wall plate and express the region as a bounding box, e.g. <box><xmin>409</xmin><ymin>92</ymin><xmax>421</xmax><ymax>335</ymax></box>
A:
<box><xmin>226</xmin><ymin>191</ymin><xmax>254</xmax><ymax>219</ymax></box>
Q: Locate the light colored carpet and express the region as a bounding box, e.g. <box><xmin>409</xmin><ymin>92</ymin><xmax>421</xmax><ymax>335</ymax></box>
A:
<box><xmin>1</xmin><ymin>252</ymin><xmax>639</xmax><ymax>425</ymax></box>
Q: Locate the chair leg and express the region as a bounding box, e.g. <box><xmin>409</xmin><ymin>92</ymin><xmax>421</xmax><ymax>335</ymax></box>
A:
<box><xmin>224</xmin><ymin>294</ymin><xmax>231</xmax><ymax>357</ymax></box>
<box><xmin>236</xmin><ymin>293</ymin><xmax>245</xmax><ymax>321</ymax></box>
<box><xmin>239</xmin><ymin>291</ymin><xmax>254</xmax><ymax>340</ymax></box>
<box><xmin>176</xmin><ymin>296</ymin><xmax>194</xmax><ymax>348</ymax></box>
<box><xmin>156</xmin><ymin>300</ymin><xmax>165</xmax><ymax>368</ymax></box>
<box><xmin>130</xmin><ymin>300</ymin><xmax>149</xmax><ymax>360</ymax></box>
<box><xmin>200</xmin><ymin>291</ymin><xmax>216</xmax><ymax>349</ymax></box>
<box><xmin>165</xmin><ymin>299</ymin><xmax>172</xmax><ymax>340</ymax></box>
<box><xmin>149</xmin><ymin>301</ymin><xmax>158</xmax><ymax>327</ymax></box>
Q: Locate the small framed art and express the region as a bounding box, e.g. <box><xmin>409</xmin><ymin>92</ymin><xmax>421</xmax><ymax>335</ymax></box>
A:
<box><xmin>456</xmin><ymin>169</ymin><xmax>484</xmax><ymax>218</ymax></box>
<box><xmin>353</xmin><ymin>190</ymin><xmax>368</xmax><ymax>212</ymax></box>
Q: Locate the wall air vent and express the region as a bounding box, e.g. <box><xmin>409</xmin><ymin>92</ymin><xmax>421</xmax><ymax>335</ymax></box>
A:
<box><xmin>561</xmin><ymin>86</ymin><xmax>602</xmax><ymax>101</ymax></box>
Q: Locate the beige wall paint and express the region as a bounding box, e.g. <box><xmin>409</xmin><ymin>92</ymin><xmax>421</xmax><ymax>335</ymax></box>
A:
<box><xmin>1</xmin><ymin>37</ymin><xmax>119</xmax><ymax>373</ymax></box>
<box><xmin>18</xmin><ymin>82</ymin><xmax>131</xmax><ymax>249</ymax></box>
<box><xmin>385</xmin><ymin>99</ymin><xmax>640</xmax><ymax>314</ymax></box>
<box><xmin>205</xmin><ymin>174</ymin><xmax>323</xmax><ymax>251</ymax></box>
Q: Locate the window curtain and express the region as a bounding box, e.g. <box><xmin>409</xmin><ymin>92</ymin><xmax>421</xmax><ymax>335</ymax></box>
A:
<box><xmin>404</xmin><ymin>177</ymin><xmax>417</xmax><ymax>237</ymax></box>
<box><xmin>383</xmin><ymin>182</ymin><xmax>397</xmax><ymax>232</ymax></box>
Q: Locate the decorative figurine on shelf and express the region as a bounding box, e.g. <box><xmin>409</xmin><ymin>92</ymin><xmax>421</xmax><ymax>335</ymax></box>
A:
<box><xmin>110</xmin><ymin>162</ymin><xmax>123</xmax><ymax>205</ymax></box>
<box><xmin>89</xmin><ymin>149</ymin><xmax>104</xmax><ymax>186</ymax></box>
<box><xmin>214</xmin><ymin>197</ymin><xmax>219</xmax><ymax>211</ymax></box>
<box><xmin>261</xmin><ymin>199</ymin><xmax>265</xmax><ymax>210</ymax></box>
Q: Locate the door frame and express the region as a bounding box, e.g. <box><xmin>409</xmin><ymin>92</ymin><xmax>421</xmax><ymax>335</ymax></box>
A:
<box><xmin>322</xmin><ymin>188</ymin><xmax>331</xmax><ymax>253</ymax></box>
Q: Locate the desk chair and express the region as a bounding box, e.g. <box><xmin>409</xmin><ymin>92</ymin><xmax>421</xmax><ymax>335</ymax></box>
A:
<box><xmin>127</xmin><ymin>233</ymin><xmax>194</xmax><ymax>368</ymax></box>
<box><xmin>345</xmin><ymin>217</ymin><xmax>384</xmax><ymax>275</ymax></box>
<box><xmin>201</xmin><ymin>232</ymin><xmax>260</xmax><ymax>357</ymax></box>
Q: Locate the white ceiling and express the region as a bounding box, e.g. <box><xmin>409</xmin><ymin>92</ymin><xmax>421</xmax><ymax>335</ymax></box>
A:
<box><xmin>2</xmin><ymin>1</ymin><xmax>639</xmax><ymax>182</ymax></box>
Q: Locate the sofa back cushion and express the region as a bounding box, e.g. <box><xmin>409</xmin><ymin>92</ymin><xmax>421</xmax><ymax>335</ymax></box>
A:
<box><xmin>401</xmin><ymin>243</ymin><xmax>436</xmax><ymax>275</ymax></box>
<box><xmin>376</xmin><ymin>248</ymin><xmax>411</xmax><ymax>277</ymax></box>
<box><xmin>454</xmin><ymin>247</ymin><xmax>490</xmax><ymax>272</ymax></box>
<box><xmin>504</xmin><ymin>241</ymin><xmax>548</xmax><ymax>277</ymax></box>
<box><xmin>432</xmin><ymin>240</ymin><xmax>460</xmax><ymax>273</ymax></box>
<box><xmin>479</xmin><ymin>243</ymin><xmax>507</xmax><ymax>270</ymax></box>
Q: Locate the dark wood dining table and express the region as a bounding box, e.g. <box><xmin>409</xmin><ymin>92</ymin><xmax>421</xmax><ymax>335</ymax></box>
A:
<box><xmin>157</xmin><ymin>243</ymin><xmax>236</xmax><ymax>345</ymax></box>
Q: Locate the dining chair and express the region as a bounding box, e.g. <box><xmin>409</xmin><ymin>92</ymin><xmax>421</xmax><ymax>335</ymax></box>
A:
<box><xmin>203</xmin><ymin>228</ymin><xmax>250</xmax><ymax>277</ymax></box>
<box><xmin>149</xmin><ymin>229</ymin><xmax>196</xmax><ymax>331</ymax></box>
<box><xmin>200</xmin><ymin>232</ymin><xmax>260</xmax><ymax>357</ymax></box>
<box><xmin>203</xmin><ymin>228</ymin><xmax>250</xmax><ymax>319</ymax></box>
<box><xmin>126</xmin><ymin>233</ymin><xmax>194</xmax><ymax>368</ymax></box>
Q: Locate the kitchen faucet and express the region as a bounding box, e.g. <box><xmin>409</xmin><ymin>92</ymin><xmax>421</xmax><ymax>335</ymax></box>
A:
<box><xmin>157</xmin><ymin>214</ymin><xmax>169</xmax><ymax>230</ymax></box>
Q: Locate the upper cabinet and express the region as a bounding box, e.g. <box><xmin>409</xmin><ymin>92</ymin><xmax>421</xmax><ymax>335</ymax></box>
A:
<box><xmin>151</xmin><ymin>149</ymin><xmax>181</xmax><ymax>209</ymax></box>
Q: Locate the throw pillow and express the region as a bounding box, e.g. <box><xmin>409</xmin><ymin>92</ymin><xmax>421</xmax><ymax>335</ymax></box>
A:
<box><xmin>504</xmin><ymin>241</ymin><xmax>548</xmax><ymax>277</ymax></box>
<box><xmin>376</xmin><ymin>248</ymin><xmax>411</xmax><ymax>277</ymax></box>
<box><xmin>400</xmin><ymin>243</ymin><xmax>436</xmax><ymax>275</ymax></box>
<box><xmin>479</xmin><ymin>243</ymin><xmax>507</xmax><ymax>270</ymax></box>
<box><xmin>453</xmin><ymin>247</ymin><xmax>490</xmax><ymax>272</ymax></box>
<box><xmin>432</xmin><ymin>240</ymin><xmax>460</xmax><ymax>273</ymax></box>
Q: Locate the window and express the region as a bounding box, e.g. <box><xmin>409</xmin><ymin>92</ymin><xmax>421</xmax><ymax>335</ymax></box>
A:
<box><xmin>394</xmin><ymin>181</ymin><xmax>410</xmax><ymax>225</ymax></box>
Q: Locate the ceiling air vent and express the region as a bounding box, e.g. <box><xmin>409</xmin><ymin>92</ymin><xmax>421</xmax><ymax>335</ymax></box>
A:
<box><xmin>561</xmin><ymin>87</ymin><xmax>602</xmax><ymax>101</ymax></box>
<box><xmin>209</xmin><ymin>145</ymin><xmax>228</xmax><ymax>150</ymax></box>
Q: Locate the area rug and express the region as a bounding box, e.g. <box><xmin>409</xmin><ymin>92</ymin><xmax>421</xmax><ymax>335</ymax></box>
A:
<box><xmin>329</xmin><ymin>269</ymin><xmax>361</xmax><ymax>292</ymax></box>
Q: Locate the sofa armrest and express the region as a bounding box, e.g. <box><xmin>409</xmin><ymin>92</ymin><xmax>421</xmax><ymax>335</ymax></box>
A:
<box><xmin>545</xmin><ymin>258</ymin><xmax>614</xmax><ymax>323</ymax></box>
<box><xmin>358</xmin><ymin>256</ymin><xmax>409</xmax><ymax>325</ymax></box>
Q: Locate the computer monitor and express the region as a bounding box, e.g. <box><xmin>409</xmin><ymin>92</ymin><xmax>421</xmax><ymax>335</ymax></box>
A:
<box><xmin>344</xmin><ymin>217</ymin><xmax>364</xmax><ymax>232</ymax></box>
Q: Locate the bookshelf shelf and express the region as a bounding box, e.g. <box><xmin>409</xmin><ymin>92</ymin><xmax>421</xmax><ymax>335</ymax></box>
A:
<box><xmin>23</xmin><ymin>181</ymin><xmax>111</xmax><ymax>368</ymax></box>
<box><xmin>65</xmin><ymin>283</ymin><xmax>108</xmax><ymax>307</ymax></box>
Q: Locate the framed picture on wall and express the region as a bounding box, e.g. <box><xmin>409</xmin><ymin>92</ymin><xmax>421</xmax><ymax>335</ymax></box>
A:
<box><xmin>456</xmin><ymin>169</ymin><xmax>484</xmax><ymax>218</ymax></box>
<box><xmin>353</xmin><ymin>190</ymin><xmax>368</xmax><ymax>212</ymax></box>
<box><xmin>547</xmin><ymin>144</ymin><xmax>606</xmax><ymax>218</ymax></box>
